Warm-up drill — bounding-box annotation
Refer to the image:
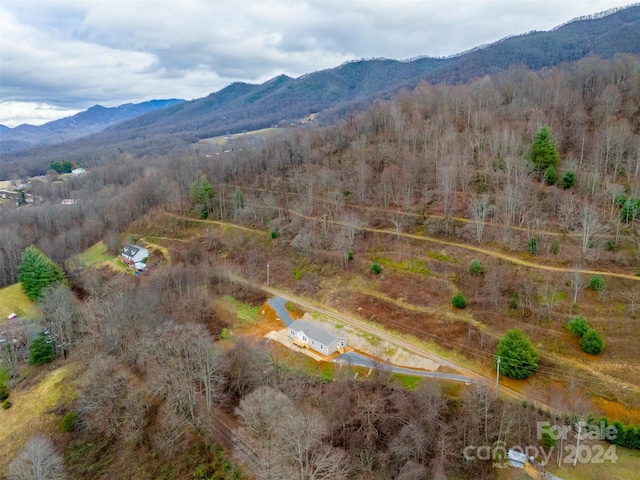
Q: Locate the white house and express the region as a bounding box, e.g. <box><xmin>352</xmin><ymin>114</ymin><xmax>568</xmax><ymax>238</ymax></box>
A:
<box><xmin>120</xmin><ymin>244</ymin><xmax>149</xmax><ymax>269</ymax></box>
<box><xmin>72</xmin><ymin>168</ymin><xmax>86</xmax><ymax>176</ymax></box>
<box><xmin>288</xmin><ymin>320</ymin><xmax>346</xmax><ymax>355</ymax></box>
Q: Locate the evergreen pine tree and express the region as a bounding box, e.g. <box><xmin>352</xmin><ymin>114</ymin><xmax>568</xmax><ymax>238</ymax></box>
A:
<box><xmin>495</xmin><ymin>328</ymin><xmax>539</xmax><ymax>379</ymax></box>
<box><xmin>530</xmin><ymin>126</ymin><xmax>560</xmax><ymax>174</ymax></box>
<box><xmin>18</xmin><ymin>246</ymin><xmax>66</xmax><ymax>301</ymax></box>
<box><xmin>29</xmin><ymin>332</ymin><xmax>55</xmax><ymax>365</ymax></box>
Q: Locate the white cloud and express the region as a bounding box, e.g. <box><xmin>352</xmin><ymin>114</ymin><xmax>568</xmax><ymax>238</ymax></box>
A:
<box><xmin>0</xmin><ymin>0</ymin><xmax>630</xmax><ymax>126</ymax></box>
<box><xmin>0</xmin><ymin>102</ymin><xmax>81</xmax><ymax>127</ymax></box>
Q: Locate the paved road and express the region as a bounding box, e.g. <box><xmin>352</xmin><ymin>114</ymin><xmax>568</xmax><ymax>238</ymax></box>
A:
<box><xmin>334</xmin><ymin>351</ymin><xmax>476</xmax><ymax>383</ymax></box>
<box><xmin>267</xmin><ymin>297</ymin><xmax>293</xmax><ymax>327</ymax></box>
<box><xmin>228</xmin><ymin>273</ymin><xmax>559</xmax><ymax>412</ymax></box>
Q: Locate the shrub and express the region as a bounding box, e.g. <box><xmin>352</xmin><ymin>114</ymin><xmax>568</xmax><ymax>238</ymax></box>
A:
<box><xmin>527</xmin><ymin>237</ymin><xmax>538</xmax><ymax>255</ymax></box>
<box><xmin>348</xmin><ymin>251</ymin><xmax>354</xmax><ymax>261</ymax></box>
<box><xmin>614</xmin><ymin>193</ymin><xmax>627</xmax><ymax>208</ymax></box>
<box><xmin>0</xmin><ymin>382</ymin><xmax>8</xmax><ymax>402</ymax></box>
<box><xmin>29</xmin><ymin>332</ymin><xmax>55</xmax><ymax>365</ymax></box>
<box><xmin>560</xmin><ymin>170</ymin><xmax>576</xmax><ymax>189</ymax></box>
<box><xmin>567</xmin><ymin>315</ymin><xmax>590</xmax><ymax>337</ymax></box>
<box><xmin>468</xmin><ymin>259</ymin><xmax>484</xmax><ymax>276</ymax></box>
<box><xmin>508</xmin><ymin>296</ymin><xmax>518</xmax><ymax>310</ymax></box>
<box><xmin>61</xmin><ymin>412</ymin><xmax>79</xmax><ymax>432</ymax></box>
<box><xmin>550</xmin><ymin>240</ymin><xmax>559</xmax><ymax>255</ymax></box>
<box><xmin>451</xmin><ymin>292</ymin><xmax>467</xmax><ymax>309</ymax></box>
<box><xmin>270</xmin><ymin>230</ymin><xmax>278</xmax><ymax>239</ymax></box>
<box><xmin>544</xmin><ymin>166</ymin><xmax>557</xmax><ymax>185</ymax></box>
<box><xmin>2</xmin><ymin>400</ymin><xmax>11</xmax><ymax>409</ymax></box>
<box><xmin>540</xmin><ymin>425</ymin><xmax>558</xmax><ymax>449</ymax></box>
<box><xmin>371</xmin><ymin>263</ymin><xmax>382</xmax><ymax>275</ymax></box>
<box><xmin>495</xmin><ymin>328</ymin><xmax>539</xmax><ymax>379</ymax></box>
<box><xmin>589</xmin><ymin>275</ymin><xmax>605</xmax><ymax>292</ymax></box>
<box><xmin>581</xmin><ymin>329</ymin><xmax>605</xmax><ymax>355</ymax></box>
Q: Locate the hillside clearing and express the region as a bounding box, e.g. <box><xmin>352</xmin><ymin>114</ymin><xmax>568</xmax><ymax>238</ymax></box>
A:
<box><xmin>0</xmin><ymin>283</ymin><xmax>35</xmax><ymax>319</ymax></box>
<box><xmin>0</xmin><ymin>363</ymin><xmax>80</xmax><ymax>472</ymax></box>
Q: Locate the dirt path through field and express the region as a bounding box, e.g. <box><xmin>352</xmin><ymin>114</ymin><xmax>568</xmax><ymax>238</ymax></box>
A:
<box><xmin>164</xmin><ymin>209</ymin><xmax>640</xmax><ymax>281</ymax></box>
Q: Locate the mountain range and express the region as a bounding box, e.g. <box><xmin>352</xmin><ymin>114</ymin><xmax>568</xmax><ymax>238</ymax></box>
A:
<box><xmin>0</xmin><ymin>99</ymin><xmax>184</xmax><ymax>153</ymax></box>
<box><xmin>1</xmin><ymin>4</ymin><xmax>639</xmax><ymax>177</ymax></box>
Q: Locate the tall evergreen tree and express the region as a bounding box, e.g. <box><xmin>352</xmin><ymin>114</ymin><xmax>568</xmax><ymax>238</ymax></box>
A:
<box><xmin>530</xmin><ymin>126</ymin><xmax>560</xmax><ymax>174</ymax></box>
<box><xmin>18</xmin><ymin>246</ymin><xmax>66</xmax><ymax>301</ymax></box>
<box><xmin>495</xmin><ymin>328</ymin><xmax>539</xmax><ymax>379</ymax></box>
<box><xmin>190</xmin><ymin>175</ymin><xmax>214</xmax><ymax>219</ymax></box>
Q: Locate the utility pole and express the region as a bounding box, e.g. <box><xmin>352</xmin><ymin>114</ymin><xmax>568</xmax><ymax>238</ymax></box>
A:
<box><xmin>495</xmin><ymin>356</ymin><xmax>501</xmax><ymax>397</ymax></box>
<box><xmin>267</xmin><ymin>263</ymin><xmax>270</xmax><ymax>285</ymax></box>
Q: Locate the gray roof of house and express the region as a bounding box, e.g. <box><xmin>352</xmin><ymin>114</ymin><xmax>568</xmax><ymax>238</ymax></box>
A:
<box><xmin>123</xmin><ymin>244</ymin><xmax>148</xmax><ymax>258</ymax></box>
<box><xmin>289</xmin><ymin>320</ymin><xmax>345</xmax><ymax>346</ymax></box>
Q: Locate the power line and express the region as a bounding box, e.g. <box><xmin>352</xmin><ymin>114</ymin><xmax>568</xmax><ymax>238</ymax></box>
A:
<box><xmin>260</xmin><ymin>263</ymin><xmax>631</xmax><ymax>390</ymax></box>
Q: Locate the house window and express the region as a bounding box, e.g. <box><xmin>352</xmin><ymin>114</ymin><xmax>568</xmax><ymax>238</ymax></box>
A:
<box><xmin>311</xmin><ymin>340</ymin><xmax>315</xmax><ymax>345</ymax></box>
<box><xmin>302</xmin><ymin>335</ymin><xmax>307</xmax><ymax>342</ymax></box>
<box><xmin>290</xmin><ymin>329</ymin><xmax>295</xmax><ymax>336</ymax></box>
<box><xmin>320</xmin><ymin>345</ymin><xmax>324</xmax><ymax>350</ymax></box>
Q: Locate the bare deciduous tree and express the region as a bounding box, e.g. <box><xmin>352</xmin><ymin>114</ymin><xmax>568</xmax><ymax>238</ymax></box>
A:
<box><xmin>39</xmin><ymin>284</ymin><xmax>78</xmax><ymax>359</ymax></box>
<box><xmin>0</xmin><ymin>339</ymin><xmax>20</xmax><ymax>380</ymax></box>
<box><xmin>567</xmin><ymin>265</ymin><xmax>584</xmax><ymax>305</ymax></box>
<box><xmin>578</xmin><ymin>201</ymin><xmax>605</xmax><ymax>255</ymax></box>
<box><xmin>280</xmin><ymin>410</ymin><xmax>350</xmax><ymax>480</ymax></box>
<box><xmin>236</xmin><ymin>386</ymin><xmax>294</xmax><ymax>480</ymax></box>
<box><xmin>469</xmin><ymin>193</ymin><xmax>490</xmax><ymax>242</ymax></box>
<box><xmin>438</xmin><ymin>164</ymin><xmax>457</xmax><ymax>234</ymax></box>
<box><xmin>7</xmin><ymin>434</ymin><xmax>65</xmax><ymax>480</ymax></box>
<box><xmin>539</xmin><ymin>282</ymin><xmax>563</xmax><ymax>317</ymax></box>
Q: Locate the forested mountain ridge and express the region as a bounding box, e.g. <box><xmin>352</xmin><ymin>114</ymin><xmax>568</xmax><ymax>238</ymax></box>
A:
<box><xmin>0</xmin><ymin>98</ymin><xmax>184</xmax><ymax>154</ymax></box>
<box><xmin>1</xmin><ymin>5</ymin><xmax>639</xmax><ymax>179</ymax></box>
<box><xmin>2</xmin><ymin>45</ymin><xmax>640</xmax><ymax>480</ymax></box>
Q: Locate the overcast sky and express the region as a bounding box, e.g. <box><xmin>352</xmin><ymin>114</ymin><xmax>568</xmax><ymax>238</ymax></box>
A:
<box><xmin>0</xmin><ymin>0</ymin><xmax>631</xmax><ymax>127</ymax></box>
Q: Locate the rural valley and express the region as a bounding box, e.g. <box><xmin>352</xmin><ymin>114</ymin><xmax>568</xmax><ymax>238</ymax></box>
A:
<box><xmin>1</xmin><ymin>5</ymin><xmax>640</xmax><ymax>480</ymax></box>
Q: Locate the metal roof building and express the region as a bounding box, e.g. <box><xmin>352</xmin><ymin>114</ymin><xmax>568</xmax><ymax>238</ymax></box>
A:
<box><xmin>288</xmin><ymin>319</ymin><xmax>346</xmax><ymax>355</ymax></box>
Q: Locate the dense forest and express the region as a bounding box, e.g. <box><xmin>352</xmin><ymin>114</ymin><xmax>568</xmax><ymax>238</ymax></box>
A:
<box><xmin>2</xmin><ymin>5</ymin><xmax>639</xmax><ymax>180</ymax></box>
<box><xmin>2</xmin><ymin>54</ymin><xmax>640</xmax><ymax>479</ymax></box>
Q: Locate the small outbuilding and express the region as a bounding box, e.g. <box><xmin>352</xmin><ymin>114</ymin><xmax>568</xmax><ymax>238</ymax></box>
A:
<box><xmin>120</xmin><ymin>244</ymin><xmax>149</xmax><ymax>268</ymax></box>
<box><xmin>288</xmin><ymin>319</ymin><xmax>346</xmax><ymax>355</ymax></box>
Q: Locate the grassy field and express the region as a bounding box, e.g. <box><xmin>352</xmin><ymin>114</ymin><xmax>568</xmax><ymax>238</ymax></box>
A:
<box><xmin>0</xmin><ymin>283</ymin><xmax>36</xmax><ymax>319</ymax></box>
<box><xmin>0</xmin><ymin>363</ymin><xmax>81</xmax><ymax>472</ymax></box>
<box><xmin>543</xmin><ymin>443</ymin><xmax>640</xmax><ymax>480</ymax></box>
<box><xmin>197</xmin><ymin>127</ymin><xmax>278</xmax><ymax>146</ymax></box>
<box><xmin>69</xmin><ymin>241</ymin><xmax>128</xmax><ymax>272</ymax></box>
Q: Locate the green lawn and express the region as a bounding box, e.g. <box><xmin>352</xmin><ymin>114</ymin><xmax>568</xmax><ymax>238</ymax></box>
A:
<box><xmin>69</xmin><ymin>241</ymin><xmax>128</xmax><ymax>272</ymax></box>
<box><xmin>223</xmin><ymin>295</ymin><xmax>261</xmax><ymax>324</ymax></box>
<box><xmin>0</xmin><ymin>283</ymin><xmax>36</xmax><ymax>319</ymax></box>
